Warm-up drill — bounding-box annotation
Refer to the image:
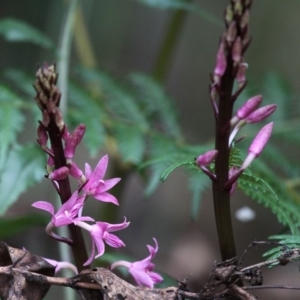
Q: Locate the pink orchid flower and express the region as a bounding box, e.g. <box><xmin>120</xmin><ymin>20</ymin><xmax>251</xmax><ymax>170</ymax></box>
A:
<box><xmin>32</xmin><ymin>191</ymin><xmax>91</xmax><ymax>244</ymax></box>
<box><xmin>111</xmin><ymin>238</ymin><xmax>163</xmax><ymax>288</ymax></box>
<box><xmin>75</xmin><ymin>218</ymin><xmax>130</xmax><ymax>266</ymax></box>
<box><xmin>83</xmin><ymin>155</ymin><xmax>121</xmax><ymax>205</ymax></box>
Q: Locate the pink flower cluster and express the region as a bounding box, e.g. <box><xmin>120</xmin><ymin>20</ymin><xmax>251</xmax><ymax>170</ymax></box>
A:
<box><xmin>33</xmin><ymin>125</ymin><xmax>163</xmax><ymax>288</ymax></box>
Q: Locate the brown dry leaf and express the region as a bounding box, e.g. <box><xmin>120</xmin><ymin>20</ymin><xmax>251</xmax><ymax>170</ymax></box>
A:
<box><xmin>0</xmin><ymin>241</ymin><xmax>55</xmax><ymax>300</ymax></box>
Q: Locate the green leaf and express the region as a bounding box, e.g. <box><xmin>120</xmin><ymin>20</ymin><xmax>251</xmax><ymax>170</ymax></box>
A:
<box><xmin>161</xmin><ymin>160</ymin><xmax>192</xmax><ymax>181</ymax></box>
<box><xmin>238</xmin><ymin>173</ymin><xmax>298</xmax><ymax>234</ymax></box>
<box><xmin>3</xmin><ymin>68</ymin><xmax>35</xmax><ymax>97</ymax></box>
<box><xmin>0</xmin><ymin>86</ymin><xmax>25</xmax><ymax>170</ymax></box>
<box><xmin>0</xmin><ymin>144</ymin><xmax>45</xmax><ymax>215</ymax></box>
<box><xmin>0</xmin><ymin>18</ymin><xmax>53</xmax><ymax>48</ymax></box>
<box><xmin>0</xmin><ymin>214</ymin><xmax>48</xmax><ymax>239</ymax></box>
<box><xmin>127</xmin><ymin>73</ymin><xmax>182</xmax><ymax>138</ymax></box>
<box><xmin>114</xmin><ymin>123</ymin><xmax>145</xmax><ymax>165</ymax></box>
<box><xmin>75</xmin><ymin>67</ymin><xmax>148</xmax><ymax>129</ymax></box>
<box><xmin>188</xmin><ymin>170</ymin><xmax>211</xmax><ymax>219</ymax></box>
<box><xmin>263</xmin><ymin>234</ymin><xmax>300</xmax><ymax>262</ymax></box>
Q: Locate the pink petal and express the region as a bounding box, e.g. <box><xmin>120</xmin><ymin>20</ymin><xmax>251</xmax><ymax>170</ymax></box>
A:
<box><xmin>93</xmin><ymin>192</ymin><xmax>119</xmax><ymax>205</ymax></box>
<box><xmin>129</xmin><ymin>268</ymin><xmax>154</xmax><ymax>288</ymax></box>
<box><xmin>32</xmin><ymin>201</ymin><xmax>54</xmax><ymax>215</ymax></box>
<box><xmin>83</xmin><ymin>241</ymin><xmax>96</xmax><ymax>266</ymax></box>
<box><xmin>104</xmin><ymin>233</ymin><xmax>125</xmax><ymax>248</ymax></box>
<box><xmin>90</xmin><ymin>155</ymin><xmax>108</xmax><ymax>183</ymax></box>
<box><xmin>84</xmin><ymin>163</ymin><xmax>93</xmax><ymax>179</ymax></box>
<box><xmin>99</xmin><ymin>178</ymin><xmax>121</xmax><ymax>192</ymax></box>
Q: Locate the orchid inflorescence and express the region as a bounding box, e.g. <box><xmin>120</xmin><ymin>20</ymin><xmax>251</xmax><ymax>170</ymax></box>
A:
<box><xmin>196</xmin><ymin>0</ymin><xmax>276</xmax><ymax>195</ymax></box>
<box><xmin>31</xmin><ymin>63</ymin><xmax>163</xmax><ymax>288</ymax></box>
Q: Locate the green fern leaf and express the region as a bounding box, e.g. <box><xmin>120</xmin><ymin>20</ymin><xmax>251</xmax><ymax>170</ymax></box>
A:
<box><xmin>238</xmin><ymin>173</ymin><xmax>298</xmax><ymax>234</ymax></box>
<box><xmin>0</xmin><ymin>86</ymin><xmax>25</xmax><ymax>170</ymax></box>
<box><xmin>114</xmin><ymin>123</ymin><xmax>145</xmax><ymax>165</ymax></box>
<box><xmin>187</xmin><ymin>170</ymin><xmax>211</xmax><ymax>219</ymax></box>
<box><xmin>0</xmin><ymin>18</ymin><xmax>53</xmax><ymax>48</ymax></box>
<box><xmin>161</xmin><ymin>161</ymin><xmax>193</xmax><ymax>181</ymax></box>
<box><xmin>0</xmin><ymin>144</ymin><xmax>45</xmax><ymax>215</ymax></box>
<box><xmin>127</xmin><ymin>73</ymin><xmax>181</xmax><ymax>138</ymax></box>
<box><xmin>75</xmin><ymin>67</ymin><xmax>148</xmax><ymax>129</ymax></box>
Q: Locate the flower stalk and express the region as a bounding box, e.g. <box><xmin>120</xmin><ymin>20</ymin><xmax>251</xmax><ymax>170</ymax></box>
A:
<box><xmin>211</xmin><ymin>0</ymin><xmax>253</xmax><ymax>261</ymax></box>
<box><xmin>33</xmin><ymin>63</ymin><xmax>89</xmax><ymax>270</ymax></box>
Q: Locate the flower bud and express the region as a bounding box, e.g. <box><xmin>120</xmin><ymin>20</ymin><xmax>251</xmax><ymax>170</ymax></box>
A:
<box><xmin>64</xmin><ymin>124</ymin><xmax>86</xmax><ymax>162</ymax></box>
<box><xmin>214</xmin><ymin>40</ymin><xmax>227</xmax><ymax>78</ymax></box>
<box><xmin>245</xmin><ymin>104</ymin><xmax>277</xmax><ymax>124</ymax></box>
<box><xmin>231</xmin><ymin>95</ymin><xmax>263</xmax><ymax>126</ymax></box>
<box><xmin>196</xmin><ymin>150</ymin><xmax>218</xmax><ymax>167</ymax></box>
<box><xmin>48</xmin><ymin>166</ymin><xmax>69</xmax><ymax>181</ymax></box>
<box><xmin>241</xmin><ymin>122</ymin><xmax>273</xmax><ymax>170</ymax></box>
<box><xmin>37</xmin><ymin>125</ymin><xmax>48</xmax><ymax>149</ymax></box>
<box><xmin>232</xmin><ymin>37</ymin><xmax>242</xmax><ymax>63</ymax></box>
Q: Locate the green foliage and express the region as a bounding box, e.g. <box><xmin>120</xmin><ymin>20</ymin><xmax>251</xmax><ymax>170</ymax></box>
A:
<box><xmin>133</xmin><ymin>0</ymin><xmax>221</xmax><ymax>26</ymax></box>
<box><xmin>114</xmin><ymin>123</ymin><xmax>145</xmax><ymax>165</ymax></box>
<box><xmin>0</xmin><ymin>85</ymin><xmax>25</xmax><ymax>170</ymax></box>
<box><xmin>263</xmin><ymin>234</ymin><xmax>300</xmax><ymax>264</ymax></box>
<box><xmin>0</xmin><ymin>145</ymin><xmax>45</xmax><ymax>215</ymax></box>
<box><xmin>0</xmin><ymin>214</ymin><xmax>48</xmax><ymax>239</ymax></box>
<box><xmin>0</xmin><ymin>18</ymin><xmax>53</xmax><ymax>48</ymax></box>
<box><xmin>127</xmin><ymin>73</ymin><xmax>182</xmax><ymax>138</ymax></box>
<box><xmin>188</xmin><ymin>170</ymin><xmax>211</xmax><ymax>220</ymax></box>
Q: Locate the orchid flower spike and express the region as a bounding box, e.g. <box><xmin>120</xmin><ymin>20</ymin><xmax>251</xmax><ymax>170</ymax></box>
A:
<box><xmin>241</xmin><ymin>122</ymin><xmax>274</xmax><ymax>170</ymax></box>
<box><xmin>111</xmin><ymin>238</ymin><xmax>163</xmax><ymax>288</ymax></box>
<box><xmin>75</xmin><ymin>218</ymin><xmax>130</xmax><ymax>266</ymax></box>
<box><xmin>83</xmin><ymin>155</ymin><xmax>121</xmax><ymax>205</ymax></box>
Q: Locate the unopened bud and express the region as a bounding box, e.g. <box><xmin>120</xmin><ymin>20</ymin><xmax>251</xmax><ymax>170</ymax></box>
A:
<box><xmin>48</xmin><ymin>166</ymin><xmax>69</xmax><ymax>181</ymax></box>
<box><xmin>241</xmin><ymin>122</ymin><xmax>273</xmax><ymax>170</ymax></box>
<box><xmin>214</xmin><ymin>40</ymin><xmax>227</xmax><ymax>78</ymax></box>
<box><xmin>37</xmin><ymin>125</ymin><xmax>48</xmax><ymax>149</ymax></box>
<box><xmin>69</xmin><ymin>161</ymin><xmax>85</xmax><ymax>183</ymax></box>
<box><xmin>236</xmin><ymin>62</ymin><xmax>248</xmax><ymax>86</ymax></box>
<box><xmin>64</xmin><ymin>124</ymin><xmax>86</xmax><ymax>161</ymax></box>
<box><xmin>53</xmin><ymin>107</ymin><xmax>65</xmax><ymax>132</ymax></box>
<box><xmin>226</xmin><ymin>21</ymin><xmax>237</xmax><ymax>44</ymax></box>
<box><xmin>245</xmin><ymin>104</ymin><xmax>277</xmax><ymax>124</ymax></box>
<box><xmin>232</xmin><ymin>37</ymin><xmax>242</xmax><ymax>63</ymax></box>
<box><xmin>231</xmin><ymin>95</ymin><xmax>263</xmax><ymax>126</ymax></box>
<box><xmin>196</xmin><ymin>150</ymin><xmax>218</xmax><ymax>167</ymax></box>
<box><xmin>241</xmin><ymin>9</ymin><xmax>250</xmax><ymax>29</ymax></box>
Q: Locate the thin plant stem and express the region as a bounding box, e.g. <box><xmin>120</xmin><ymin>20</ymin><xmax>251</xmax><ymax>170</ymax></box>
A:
<box><xmin>57</xmin><ymin>0</ymin><xmax>79</xmax><ymax>116</ymax></box>
<box><xmin>152</xmin><ymin>4</ymin><xmax>192</xmax><ymax>82</ymax></box>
